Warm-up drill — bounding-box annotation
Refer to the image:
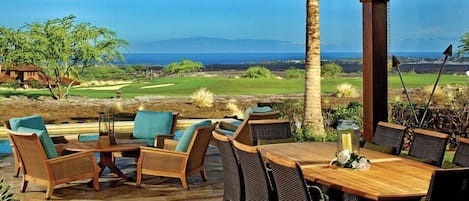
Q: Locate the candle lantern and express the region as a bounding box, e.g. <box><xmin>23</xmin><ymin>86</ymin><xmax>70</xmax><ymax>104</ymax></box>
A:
<box><xmin>98</xmin><ymin>112</ymin><xmax>116</xmax><ymax>145</ymax></box>
<box><xmin>336</xmin><ymin>120</ymin><xmax>360</xmax><ymax>154</ymax></box>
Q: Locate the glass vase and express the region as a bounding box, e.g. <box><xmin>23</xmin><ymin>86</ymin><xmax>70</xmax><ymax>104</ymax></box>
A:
<box><xmin>336</xmin><ymin>120</ymin><xmax>360</xmax><ymax>154</ymax></box>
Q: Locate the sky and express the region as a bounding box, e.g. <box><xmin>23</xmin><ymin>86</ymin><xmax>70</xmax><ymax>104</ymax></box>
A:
<box><xmin>1</xmin><ymin>0</ymin><xmax>468</xmax><ymax>53</ymax></box>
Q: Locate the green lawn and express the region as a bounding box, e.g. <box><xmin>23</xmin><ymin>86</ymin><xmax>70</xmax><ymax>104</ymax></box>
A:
<box><xmin>0</xmin><ymin>73</ymin><xmax>468</xmax><ymax>98</ymax></box>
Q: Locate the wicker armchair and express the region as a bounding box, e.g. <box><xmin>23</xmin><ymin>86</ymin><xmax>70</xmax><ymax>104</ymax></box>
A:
<box><xmin>7</xmin><ymin>129</ymin><xmax>100</xmax><ymax>200</ymax></box>
<box><xmin>423</xmin><ymin>168</ymin><xmax>469</xmax><ymax>201</ymax></box>
<box><xmin>406</xmin><ymin>128</ymin><xmax>449</xmax><ymax>167</ymax></box>
<box><xmin>136</xmin><ymin>123</ymin><xmax>217</xmax><ymax>190</ymax></box>
<box><xmin>364</xmin><ymin>121</ymin><xmax>407</xmax><ymax>155</ymax></box>
<box><xmin>215</xmin><ymin>111</ymin><xmax>279</xmax><ymax>145</ymax></box>
<box><xmin>232</xmin><ymin>140</ymin><xmax>276</xmax><ymax>201</ymax></box>
<box><xmin>212</xmin><ymin>133</ymin><xmax>245</xmax><ymax>201</ymax></box>
<box><xmin>452</xmin><ymin>137</ymin><xmax>469</xmax><ymax>167</ymax></box>
<box><xmin>248</xmin><ymin>119</ymin><xmax>294</xmax><ymax>145</ymax></box>
<box><xmin>264</xmin><ymin>151</ymin><xmax>327</xmax><ymax>201</ymax></box>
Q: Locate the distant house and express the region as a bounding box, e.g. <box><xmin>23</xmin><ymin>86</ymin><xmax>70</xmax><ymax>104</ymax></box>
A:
<box><xmin>0</xmin><ymin>64</ymin><xmax>80</xmax><ymax>88</ymax></box>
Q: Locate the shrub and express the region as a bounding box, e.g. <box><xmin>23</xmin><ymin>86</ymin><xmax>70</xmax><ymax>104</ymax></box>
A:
<box><xmin>226</xmin><ymin>99</ymin><xmax>243</xmax><ymax>118</ymax></box>
<box><xmin>285</xmin><ymin>67</ymin><xmax>305</xmax><ymax>79</ymax></box>
<box><xmin>323</xmin><ymin>102</ymin><xmax>363</xmax><ymax>129</ymax></box>
<box><xmin>0</xmin><ymin>81</ymin><xmax>19</xmax><ymax>89</ymax></box>
<box><xmin>0</xmin><ymin>177</ymin><xmax>16</xmax><ymax>201</ymax></box>
<box><xmin>162</xmin><ymin>59</ymin><xmax>204</xmax><ymax>75</ymax></box>
<box><xmin>335</xmin><ymin>83</ymin><xmax>359</xmax><ymax>98</ymax></box>
<box><xmin>322</xmin><ymin>62</ymin><xmax>343</xmax><ymax>77</ymax></box>
<box><xmin>191</xmin><ymin>88</ymin><xmax>214</xmax><ymax>108</ymax></box>
<box><xmin>243</xmin><ymin>66</ymin><xmax>271</xmax><ymax>78</ymax></box>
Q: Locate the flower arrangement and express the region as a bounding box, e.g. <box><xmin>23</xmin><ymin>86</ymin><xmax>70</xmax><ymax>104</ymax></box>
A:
<box><xmin>330</xmin><ymin>150</ymin><xmax>371</xmax><ymax>170</ymax></box>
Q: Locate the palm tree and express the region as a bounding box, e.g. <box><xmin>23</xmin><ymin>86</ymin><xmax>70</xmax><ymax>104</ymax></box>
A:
<box><xmin>303</xmin><ymin>0</ymin><xmax>325</xmax><ymax>137</ymax></box>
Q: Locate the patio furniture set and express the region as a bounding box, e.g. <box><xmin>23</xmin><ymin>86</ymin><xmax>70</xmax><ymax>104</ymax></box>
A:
<box><xmin>4</xmin><ymin>107</ymin><xmax>469</xmax><ymax>200</ymax></box>
<box><xmin>5</xmin><ymin>111</ymin><xmax>217</xmax><ymax>199</ymax></box>
<box><xmin>213</xmin><ymin>115</ymin><xmax>469</xmax><ymax>201</ymax></box>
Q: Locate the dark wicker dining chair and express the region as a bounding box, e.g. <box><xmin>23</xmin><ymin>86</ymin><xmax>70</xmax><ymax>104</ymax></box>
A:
<box><xmin>212</xmin><ymin>133</ymin><xmax>245</xmax><ymax>201</ymax></box>
<box><xmin>406</xmin><ymin>128</ymin><xmax>449</xmax><ymax>167</ymax></box>
<box><xmin>248</xmin><ymin>119</ymin><xmax>294</xmax><ymax>146</ymax></box>
<box><xmin>367</xmin><ymin>121</ymin><xmax>407</xmax><ymax>155</ymax></box>
<box><xmin>423</xmin><ymin>168</ymin><xmax>469</xmax><ymax>201</ymax></box>
<box><xmin>232</xmin><ymin>140</ymin><xmax>276</xmax><ymax>201</ymax></box>
<box><xmin>452</xmin><ymin>137</ymin><xmax>469</xmax><ymax>167</ymax></box>
<box><xmin>263</xmin><ymin>151</ymin><xmax>327</xmax><ymax>201</ymax></box>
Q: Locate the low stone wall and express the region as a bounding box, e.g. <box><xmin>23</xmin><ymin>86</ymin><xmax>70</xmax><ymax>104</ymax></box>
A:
<box><xmin>0</xmin><ymin>118</ymin><xmax>237</xmax><ymax>140</ymax></box>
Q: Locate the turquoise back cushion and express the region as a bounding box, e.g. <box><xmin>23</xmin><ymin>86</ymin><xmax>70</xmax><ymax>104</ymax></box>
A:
<box><xmin>9</xmin><ymin>115</ymin><xmax>47</xmax><ymax>131</ymax></box>
<box><xmin>244</xmin><ymin>106</ymin><xmax>273</xmax><ymax>119</ymax></box>
<box><xmin>133</xmin><ymin>111</ymin><xmax>174</xmax><ymax>145</ymax></box>
<box><xmin>175</xmin><ymin>120</ymin><xmax>212</xmax><ymax>152</ymax></box>
<box><xmin>17</xmin><ymin>127</ymin><xmax>58</xmax><ymax>159</ymax></box>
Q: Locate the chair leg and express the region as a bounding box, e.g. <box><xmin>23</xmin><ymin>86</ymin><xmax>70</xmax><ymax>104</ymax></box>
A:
<box><xmin>21</xmin><ymin>178</ymin><xmax>28</xmax><ymax>192</ymax></box>
<box><xmin>92</xmin><ymin>175</ymin><xmax>100</xmax><ymax>190</ymax></box>
<box><xmin>13</xmin><ymin>164</ymin><xmax>21</xmax><ymax>178</ymax></box>
<box><xmin>136</xmin><ymin>172</ymin><xmax>142</xmax><ymax>187</ymax></box>
<box><xmin>45</xmin><ymin>183</ymin><xmax>54</xmax><ymax>200</ymax></box>
<box><xmin>200</xmin><ymin>168</ymin><xmax>207</xmax><ymax>181</ymax></box>
<box><xmin>180</xmin><ymin>176</ymin><xmax>190</xmax><ymax>190</ymax></box>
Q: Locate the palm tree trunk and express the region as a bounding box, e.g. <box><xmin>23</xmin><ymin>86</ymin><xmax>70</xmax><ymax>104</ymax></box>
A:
<box><xmin>303</xmin><ymin>0</ymin><xmax>325</xmax><ymax>136</ymax></box>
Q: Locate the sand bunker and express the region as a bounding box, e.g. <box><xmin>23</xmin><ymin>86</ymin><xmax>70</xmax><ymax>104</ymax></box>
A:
<box><xmin>77</xmin><ymin>84</ymin><xmax>129</xmax><ymax>90</ymax></box>
<box><xmin>140</xmin><ymin>83</ymin><xmax>175</xmax><ymax>89</ymax></box>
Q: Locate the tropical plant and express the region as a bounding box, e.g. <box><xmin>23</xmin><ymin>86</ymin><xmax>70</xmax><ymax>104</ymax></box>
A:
<box><xmin>162</xmin><ymin>59</ymin><xmax>204</xmax><ymax>74</ymax></box>
<box><xmin>0</xmin><ymin>177</ymin><xmax>16</xmax><ymax>201</ymax></box>
<box><xmin>243</xmin><ymin>66</ymin><xmax>271</xmax><ymax>78</ymax></box>
<box><xmin>191</xmin><ymin>88</ymin><xmax>214</xmax><ymax>108</ymax></box>
<box><xmin>457</xmin><ymin>32</ymin><xmax>469</xmax><ymax>58</ymax></box>
<box><xmin>335</xmin><ymin>83</ymin><xmax>359</xmax><ymax>98</ymax></box>
<box><xmin>303</xmin><ymin>0</ymin><xmax>325</xmax><ymax>137</ymax></box>
<box><xmin>0</xmin><ymin>15</ymin><xmax>128</xmax><ymax>99</ymax></box>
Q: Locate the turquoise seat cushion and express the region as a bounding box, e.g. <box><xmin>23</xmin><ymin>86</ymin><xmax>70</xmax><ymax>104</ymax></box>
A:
<box><xmin>244</xmin><ymin>106</ymin><xmax>273</xmax><ymax>119</ymax></box>
<box><xmin>175</xmin><ymin>120</ymin><xmax>212</xmax><ymax>152</ymax></box>
<box><xmin>215</xmin><ymin>128</ymin><xmax>235</xmax><ymax>136</ymax></box>
<box><xmin>17</xmin><ymin>127</ymin><xmax>58</xmax><ymax>159</ymax></box>
<box><xmin>133</xmin><ymin>111</ymin><xmax>174</xmax><ymax>143</ymax></box>
<box><xmin>9</xmin><ymin>115</ymin><xmax>47</xmax><ymax>131</ymax></box>
<box><xmin>219</xmin><ymin>121</ymin><xmax>240</xmax><ymax>132</ymax></box>
<box><xmin>363</xmin><ymin>142</ymin><xmax>395</xmax><ymax>154</ymax></box>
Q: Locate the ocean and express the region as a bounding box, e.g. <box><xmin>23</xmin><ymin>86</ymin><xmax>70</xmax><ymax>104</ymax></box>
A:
<box><xmin>120</xmin><ymin>52</ymin><xmax>444</xmax><ymax>66</ymax></box>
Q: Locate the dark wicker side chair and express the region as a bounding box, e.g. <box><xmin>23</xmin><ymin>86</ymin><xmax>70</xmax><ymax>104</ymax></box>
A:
<box><xmin>453</xmin><ymin>137</ymin><xmax>469</xmax><ymax>167</ymax></box>
<box><xmin>232</xmin><ymin>140</ymin><xmax>276</xmax><ymax>201</ymax></box>
<box><xmin>406</xmin><ymin>128</ymin><xmax>449</xmax><ymax>167</ymax></box>
<box><xmin>212</xmin><ymin>133</ymin><xmax>245</xmax><ymax>201</ymax></box>
<box><xmin>263</xmin><ymin>151</ymin><xmax>327</xmax><ymax>201</ymax></box>
<box><xmin>423</xmin><ymin>168</ymin><xmax>469</xmax><ymax>201</ymax></box>
<box><xmin>366</xmin><ymin>121</ymin><xmax>407</xmax><ymax>155</ymax></box>
<box><xmin>248</xmin><ymin>119</ymin><xmax>294</xmax><ymax>146</ymax></box>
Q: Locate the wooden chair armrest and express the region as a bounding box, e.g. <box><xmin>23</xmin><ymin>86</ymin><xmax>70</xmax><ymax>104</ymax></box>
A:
<box><xmin>155</xmin><ymin>134</ymin><xmax>174</xmax><ymax>148</ymax></box>
<box><xmin>54</xmin><ymin>144</ymin><xmax>66</xmax><ymax>156</ymax></box>
<box><xmin>138</xmin><ymin>146</ymin><xmax>188</xmax><ymax>173</ymax></box>
<box><xmin>163</xmin><ymin>139</ymin><xmax>178</xmax><ymax>151</ymax></box>
<box><xmin>47</xmin><ymin>150</ymin><xmax>99</xmax><ymax>179</ymax></box>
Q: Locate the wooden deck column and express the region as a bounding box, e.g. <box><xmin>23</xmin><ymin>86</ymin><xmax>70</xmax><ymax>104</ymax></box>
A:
<box><xmin>360</xmin><ymin>0</ymin><xmax>389</xmax><ymax>142</ymax></box>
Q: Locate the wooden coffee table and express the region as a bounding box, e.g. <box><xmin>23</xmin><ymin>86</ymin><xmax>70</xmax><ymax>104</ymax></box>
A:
<box><xmin>65</xmin><ymin>138</ymin><xmax>147</xmax><ymax>181</ymax></box>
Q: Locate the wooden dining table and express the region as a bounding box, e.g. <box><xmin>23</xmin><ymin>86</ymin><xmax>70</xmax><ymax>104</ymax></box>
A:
<box><xmin>258</xmin><ymin>142</ymin><xmax>437</xmax><ymax>201</ymax></box>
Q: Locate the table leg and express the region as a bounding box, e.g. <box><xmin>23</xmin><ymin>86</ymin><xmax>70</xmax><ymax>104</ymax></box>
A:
<box><xmin>98</xmin><ymin>152</ymin><xmax>129</xmax><ymax>180</ymax></box>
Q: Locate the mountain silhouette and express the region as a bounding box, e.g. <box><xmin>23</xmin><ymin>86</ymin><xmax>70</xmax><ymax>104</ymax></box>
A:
<box><xmin>128</xmin><ymin>37</ymin><xmax>304</xmax><ymax>53</ymax></box>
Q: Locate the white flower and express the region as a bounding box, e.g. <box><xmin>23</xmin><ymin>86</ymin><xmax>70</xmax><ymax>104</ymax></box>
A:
<box><xmin>351</xmin><ymin>161</ymin><xmax>359</xmax><ymax>169</ymax></box>
<box><xmin>337</xmin><ymin>150</ymin><xmax>351</xmax><ymax>164</ymax></box>
<box><xmin>357</xmin><ymin>158</ymin><xmax>371</xmax><ymax>170</ymax></box>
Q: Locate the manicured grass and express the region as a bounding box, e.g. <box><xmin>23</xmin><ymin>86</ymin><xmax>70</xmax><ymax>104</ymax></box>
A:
<box><xmin>0</xmin><ymin>73</ymin><xmax>467</xmax><ymax>98</ymax></box>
